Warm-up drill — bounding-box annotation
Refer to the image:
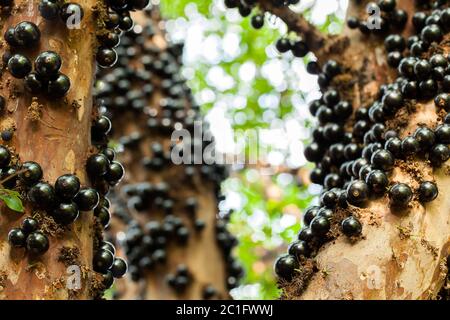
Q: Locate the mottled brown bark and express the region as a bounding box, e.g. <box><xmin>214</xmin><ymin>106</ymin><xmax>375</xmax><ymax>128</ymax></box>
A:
<box><xmin>0</xmin><ymin>0</ymin><xmax>96</xmax><ymax>299</ymax></box>
<box><xmin>274</xmin><ymin>0</ymin><xmax>450</xmax><ymax>300</ymax></box>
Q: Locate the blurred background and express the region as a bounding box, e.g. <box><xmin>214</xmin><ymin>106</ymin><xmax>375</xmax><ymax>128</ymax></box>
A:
<box><xmin>149</xmin><ymin>0</ymin><xmax>348</xmax><ymax>299</ymax></box>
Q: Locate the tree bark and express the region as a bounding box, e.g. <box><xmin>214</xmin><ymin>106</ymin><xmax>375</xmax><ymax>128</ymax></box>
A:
<box><xmin>0</xmin><ymin>0</ymin><xmax>96</xmax><ymax>299</ymax></box>
<box><xmin>104</xmin><ymin>10</ymin><xmax>232</xmax><ymax>300</ymax></box>
<box><xmin>261</xmin><ymin>0</ymin><xmax>450</xmax><ymax>299</ymax></box>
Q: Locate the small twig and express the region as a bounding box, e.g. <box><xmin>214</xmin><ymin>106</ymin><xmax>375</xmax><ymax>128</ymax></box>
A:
<box><xmin>0</xmin><ymin>168</ymin><xmax>28</xmax><ymax>188</ymax></box>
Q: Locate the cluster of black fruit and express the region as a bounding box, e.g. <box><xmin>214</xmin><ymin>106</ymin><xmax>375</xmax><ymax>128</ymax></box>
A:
<box><xmin>347</xmin><ymin>0</ymin><xmax>408</xmax><ymax>35</ymax></box>
<box><xmin>94</xmin><ymin>0</ymin><xmax>151</xmax><ymax>68</ymax></box>
<box><xmin>94</xmin><ymin>19</ymin><xmax>243</xmax><ymax>296</ymax></box>
<box><xmin>274</xmin><ymin>0</ymin><xmax>450</xmax><ymax>282</ymax></box>
<box><xmin>2</xmin><ymin>22</ymin><xmax>71</xmax><ymax>97</ymax></box>
<box><xmin>93</xmin><ymin>239</ymin><xmax>128</xmax><ymax>290</ymax></box>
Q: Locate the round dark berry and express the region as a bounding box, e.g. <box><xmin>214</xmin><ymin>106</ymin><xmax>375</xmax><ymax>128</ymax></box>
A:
<box><xmin>434</xmin><ymin>93</ymin><xmax>450</xmax><ymax>111</ymax></box>
<box><xmin>274</xmin><ymin>254</ymin><xmax>298</xmax><ymax>281</ymax></box>
<box><xmin>55</xmin><ymin>174</ymin><xmax>80</xmax><ymax>200</ymax></box>
<box><xmin>99</xmin><ymin>240</ymin><xmax>115</xmax><ymax>255</ymax></box>
<box><xmin>371</xmin><ymin>149</ymin><xmax>395</xmax><ymax>171</ymax></box>
<box><xmin>21</xmin><ymin>217</ymin><xmax>39</xmax><ymax>234</ymax></box>
<box><xmin>39</xmin><ymin>0</ymin><xmax>60</xmax><ymax>20</ymax></box>
<box><xmin>421</xmin><ymin>24</ymin><xmax>442</xmax><ymax>44</ymax></box>
<box><xmin>288</xmin><ymin>240</ymin><xmax>309</xmax><ymax>258</ymax></box>
<box><xmin>26</xmin><ymin>232</ymin><xmax>49</xmax><ymax>255</ymax></box>
<box><xmin>8</xmin><ymin>228</ymin><xmax>26</xmax><ymax>247</ymax></box>
<box><xmin>414</xmin><ymin>59</ymin><xmax>431</xmax><ymax>78</ymax></box>
<box><xmin>418</xmin><ymin>181</ymin><xmax>438</xmax><ymax>203</ymax></box>
<box><xmin>291</xmin><ymin>40</ymin><xmax>308</xmax><ymax>57</ymax></box>
<box><xmin>110</xmin><ymin>257</ymin><xmax>127</xmax><ymax>278</ymax></box>
<box><xmin>341</xmin><ymin>216</ymin><xmax>362</xmax><ymax>237</ymax></box>
<box><xmin>0</xmin><ymin>146</ymin><xmax>11</xmax><ymax>168</ymax></box>
<box><xmin>28</xmin><ymin>182</ymin><xmax>56</xmax><ymax>209</ymax></box>
<box><xmin>251</xmin><ymin>14</ymin><xmax>264</xmax><ymax>29</ymax></box>
<box><xmin>389</xmin><ymin>183</ymin><xmax>413</xmax><ymax>207</ymax></box>
<box><xmin>14</xmin><ymin>21</ymin><xmax>40</xmax><ymax>47</ymax></box>
<box><xmin>47</xmin><ymin>73</ymin><xmax>71</xmax><ymax>97</ymax></box>
<box><xmin>98</xmin><ymin>32</ymin><xmax>120</xmax><ymax>48</ymax></box>
<box><xmin>96</xmin><ymin>47</ymin><xmax>118</xmax><ymax>68</ymax></box>
<box><xmin>346</xmin><ymin>180</ymin><xmax>369</xmax><ymax>206</ymax></box>
<box><xmin>414</xmin><ymin>127</ymin><xmax>435</xmax><ymax>150</ymax></box>
<box><xmin>94</xmin><ymin>206</ymin><xmax>111</xmax><ymax>227</ymax></box>
<box><xmin>7</xmin><ymin>54</ymin><xmax>32</xmax><ymax>78</ymax></box>
<box><xmin>384</xmin><ymin>34</ymin><xmax>405</xmax><ymax>52</ymax></box>
<box><xmin>86</xmin><ymin>154</ymin><xmax>109</xmax><ymax>177</ymax></box>
<box><xmin>35</xmin><ymin>51</ymin><xmax>62</xmax><ymax>78</ymax></box>
<box><xmin>101</xmin><ymin>148</ymin><xmax>115</xmax><ymax>162</ymax></box>
<box><xmin>303</xmin><ymin>206</ymin><xmax>319</xmax><ymax>225</ymax></box>
<box><xmin>385</xmin><ymin>137</ymin><xmax>402</xmax><ymax>158</ymax></box>
<box><xmin>19</xmin><ymin>161</ymin><xmax>43</xmax><ymax>185</ymax></box>
<box><xmin>24</xmin><ymin>72</ymin><xmax>45</xmax><ymax>94</ymax></box>
<box><xmin>429</xmin><ymin>144</ymin><xmax>450</xmax><ymax>165</ymax></box>
<box><xmin>104</xmin><ymin>161</ymin><xmax>124</xmax><ymax>185</ymax></box>
<box><xmin>310</xmin><ymin>216</ymin><xmax>330</xmax><ymax>236</ymax></box>
<box><xmin>119</xmin><ymin>15</ymin><xmax>134</xmax><ymax>31</ymax></box>
<box><xmin>366</xmin><ymin>170</ymin><xmax>389</xmax><ymax>194</ymax></box>
<box><xmin>102</xmin><ymin>270</ymin><xmax>114</xmax><ymax>289</ymax></box>
<box><xmin>276</xmin><ymin>38</ymin><xmax>291</xmax><ymax>53</ymax></box>
<box><xmin>53</xmin><ymin>202</ymin><xmax>79</xmax><ymax>225</ymax></box>
<box><xmin>401</xmin><ymin>136</ymin><xmax>420</xmax><ymax>156</ymax></box>
<box><xmin>93</xmin><ymin>249</ymin><xmax>114</xmax><ymax>274</ymax></box>
<box><xmin>74</xmin><ymin>187</ymin><xmax>99</xmax><ymax>211</ymax></box>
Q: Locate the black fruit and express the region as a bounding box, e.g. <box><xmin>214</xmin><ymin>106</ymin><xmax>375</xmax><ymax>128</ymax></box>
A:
<box><xmin>21</xmin><ymin>217</ymin><xmax>39</xmax><ymax>234</ymax></box>
<box><xmin>310</xmin><ymin>216</ymin><xmax>330</xmax><ymax>236</ymax></box>
<box><xmin>86</xmin><ymin>154</ymin><xmax>109</xmax><ymax>177</ymax></box>
<box><xmin>110</xmin><ymin>257</ymin><xmax>128</xmax><ymax>278</ymax></box>
<box><xmin>418</xmin><ymin>181</ymin><xmax>438</xmax><ymax>203</ymax></box>
<box><xmin>274</xmin><ymin>254</ymin><xmax>298</xmax><ymax>281</ymax></box>
<box><xmin>0</xmin><ymin>146</ymin><xmax>11</xmax><ymax>168</ymax></box>
<box><xmin>14</xmin><ymin>21</ymin><xmax>41</xmax><ymax>46</ymax></box>
<box><xmin>341</xmin><ymin>216</ymin><xmax>362</xmax><ymax>237</ymax></box>
<box><xmin>96</xmin><ymin>47</ymin><xmax>118</xmax><ymax>68</ymax></box>
<box><xmin>389</xmin><ymin>183</ymin><xmax>413</xmax><ymax>207</ymax></box>
<box><xmin>8</xmin><ymin>228</ymin><xmax>26</xmax><ymax>247</ymax></box>
<box><xmin>93</xmin><ymin>249</ymin><xmax>114</xmax><ymax>273</ymax></box>
<box><xmin>35</xmin><ymin>51</ymin><xmax>62</xmax><ymax>78</ymax></box>
<box><xmin>346</xmin><ymin>180</ymin><xmax>369</xmax><ymax>206</ymax></box>
<box><xmin>26</xmin><ymin>232</ymin><xmax>49</xmax><ymax>255</ymax></box>
<box><xmin>28</xmin><ymin>182</ymin><xmax>56</xmax><ymax>209</ymax></box>
<box><xmin>39</xmin><ymin>0</ymin><xmax>60</xmax><ymax>20</ymax></box>
<box><xmin>288</xmin><ymin>240</ymin><xmax>309</xmax><ymax>258</ymax></box>
<box><xmin>7</xmin><ymin>54</ymin><xmax>32</xmax><ymax>78</ymax></box>
<box><xmin>47</xmin><ymin>73</ymin><xmax>71</xmax><ymax>97</ymax></box>
<box><xmin>74</xmin><ymin>187</ymin><xmax>99</xmax><ymax>211</ymax></box>
<box><xmin>19</xmin><ymin>161</ymin><xmax>43</xmax><ymax>185</ymax></box>
<box><xmin>53</xmin><ymin>202</ymin><xmax>79</xmax><ymax>225</ymax></box>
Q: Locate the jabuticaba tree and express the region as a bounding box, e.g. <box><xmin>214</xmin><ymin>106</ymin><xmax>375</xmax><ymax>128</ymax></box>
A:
<box><xmin>224</xmin><ymin>0</ymin><xmax>450</xmax><ymax>299</ymax></box>
<box><xmin>94</xmin><ymin>8</ymin><xmax>243</xmax><ymax>300</ymax></box>
<box><xmin>0</xmin><ymin>0</ymin><xmax>150</xmax><ymax>299</ymax></box>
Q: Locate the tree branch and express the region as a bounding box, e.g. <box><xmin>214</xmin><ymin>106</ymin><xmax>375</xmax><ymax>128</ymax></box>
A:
<box><xmin>257</xmin><ymin>0</ymin><xmax>327</xmax><ymax>55</ymax></box>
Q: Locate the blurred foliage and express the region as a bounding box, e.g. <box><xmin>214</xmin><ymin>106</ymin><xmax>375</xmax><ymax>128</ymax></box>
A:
<box><xmin>158</xmin><ymin>0</ymin><xmax>343</xmax><ymax>299</ymax></box>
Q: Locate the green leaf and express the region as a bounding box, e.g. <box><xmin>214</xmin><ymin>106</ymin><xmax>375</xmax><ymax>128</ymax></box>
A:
<box><xmin>0</xmin><ymin>189</ymin><xmax>24</xmax><ymax>212</ymax></box>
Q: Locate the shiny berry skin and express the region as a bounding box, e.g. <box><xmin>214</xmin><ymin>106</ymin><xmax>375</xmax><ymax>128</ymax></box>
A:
<box><xmin>110</xmin><ymin>257</ymin><xmax>128</xmax><ymax>278</ymax></box>
<box><xmin>55</xmin><ymin>174</ymin><xmax>80</xmax><ymax>200</ymax></box>
<box><xmin>101</xmin><ymin>148</ymin><xmax>115</xmax><ymax>162</ymax></box>
<box><xmin>414</xmin><ymin>127</ymin><xmax>435</xmax><ymax>150</ymax></box>
<box><xmin>105</xmin><ymin>11</ymin><xmax>120</xmax><ymax>29</ymax></box>
<box><xmin>435</xmin><ymin>124</ymin><xmax>450</xmax><ymax>144</ymax></box>
<box><xmin>102</xmin><ymin>270</ymin><xmax>114</xmax><ymax>289</ymax></box>
<box><xmin>288</xmin><ymin>240</ymin><xmax>309</xmax><ymax>258</ymax></box>
<box><xmin>434</xmin><ymin>93</ymin><xmax>450</xmax><ymax>111</ymax></box>
<box><xmin>303</xmin><ymin>206</ymin><xmax>319</xmax><ymax>225</ymax></box>
<box><xmin>320</xmin><ymin>190</ymin><xmax>338</xmax><ymax>208</ymax></box>
<box><xmin>104</xmin><ymin>161</ymin><xmax>124</xmax><ymax>185</ymax></box>
<box><xmin>385</xmin><ymin>137</ymin><xmax>402</xmax><ymax>158</ymax></box>
<box><xmin>341</xmin><ymin>216</ymin><xmax>362</xmax><ymax>237</ymax></box>
<box><xmin>119</xmin><ymin>15</ymin><xmax>134</xmax><ymax>31</ymax></box>
<box><xmin>14</xmin><ymin>21</ymin><xmax>41</xmax><ymax>46</ymax></box>
<box><xmin>98</xmin><ymin>32</ymin><xmax>120</xmax><ymax>48</ymax></box>
<box><xmin>28</xmin><ymin>182</ymin><xmax>56</xmax><ymax>209</ymax></box>
<box><xmin>4</xmin><ymin>27</ymin><xmax>19</xmax><ymax>47</ymax></box>
<box><xmin>60</xmin><ymin>3</ymin><xmax>84</xmax><ymax>25</ymax></box>
<box><xmin>274</xmin><ymin>254</ymin><xmax>298</xmax><ymax>281</ymax></box>
<box><xmin>96</xmin><ymin>47</ymin><xmax>118</xmax><ymax>68</ymax></box>
<box><xmin>74</xmin><ymin>187</ymin><xmax>99</xmax><ymax>211</ymax></box>
<box><xmin>26</xmin><ymin>232</ymin><xmax>49</xmax><ymax>255</ymax></box>
<box><xmin>310</xmin><ymin>216</ymin><xmax>330</xmax><ymax>236</ymax></box>
<box><xmin>418</xmin><ymin>181</ymin><xmax>438</xmax><ymax>203</ymax></box>
<box><xmin>99</xmin><ymin>240</ymin><xmax>115</xmax><ymax>255</ymax></box>
<box><xmin>276</xmin><ymin>38</ymin><xmax>291</xmax><ymax>53</ymax></box>
<box><xmin>93</xmin><ymin>249</ymin><xmax>114</xmax><ymax>274</ymax></box>
<box><xmin>0</xmin><ymin>146</ymin><xmax>11</xmax><ymax>168</ymax></box>
<box><xmin>346</xmin><ymin>180</ymin><xmax>369</xmax><ymax>206</ymax></box>
<box><xmin>429</xmin><ymin>144</ymin><xmax>450</xmax><ymax>165</ymax></box>
<box><xmin>366</xmin><ymin>170</ymin><xmax>389</xmax><ymax>194</ymax></box>
<box><xmin>298</xmin><ymin>227</ymin><xmax>313</xmax><ymax>242</ymax></box>
<box><xmin>22</xmin><ymin>217</ymin><xmax>39</xmax><ymax>234</ymax></box>
<box><xmin>291</xmin><ymin>40</ymin><xmax>308</xmax><ymax>57</ymax></box>
<box><xmin>401</xmin><ymin>136</ymin><xmax>420</xmax><ymax>156</ymax></box>
<box><xmin>24</xmin><ymin>72</ymin><xmax>44</xmax><ymax>94</ymax></box>
<box><xmin>389</xmin><ymin>183</ymin><xmax>413</xmax><ymax>207</ymax></box>
<box><xmin>94</xmin><ymin>206</ymin><xmax>110</xmax><ymax>227</ymax></box>
<box><xmin>384</xmin><ymin>34</ymin><xmax>405</xmax><ymax>52</ymax></box>
<box><xmin>421</xmin><ymin>24</ymin><xmax>442</xmax><ymax>44</ymax></box>
<box><xmin>39</xmin><ymin>0</ymin><xmax>60</xmax><ymax>20</ymax></box>
<box><xmin>251</xmin><ymin>14</ymin><xmax>264</xmax><ymax>29</ymax></box>
<box><xmin>19</xmin><ymin>161</ymin><xmax>43</xmax><ymax>185</ymax></box>
<box><xmin>7</xmin><ymin>54</ymin><xmax>32</xmax><ymax>78</ymax></box>
<box><xmin>47</xmin><ymin>73</ymin><xmax>71</xmax><ymax>97</ymax></box>
<box><xmin>371</xmin><ymin>149</ymin><xmax>395</xmax><ymax>171</ymax></box>
<box><xmin>86</xmin><ymin>154</ymin><xmax>109</xmax><ymax>177</ymax></box>
<box><xmin>53</xmin><ymin>202</ymin><xmax>79</xmax><ymax>225</ymax></box>
<box><xmin>414</xmin><ymin>59</ymin><xmax>431</xmax><ymax>78</ymax></box>
<box><xmin>35</xmin><ymin>51</ymin><xmax>62</xmax><ymax>78</ymax></box>
<box><xmin>8</xmin><ymin>228</ymin><xmax>26</xmax><ymax>247</ymax></box>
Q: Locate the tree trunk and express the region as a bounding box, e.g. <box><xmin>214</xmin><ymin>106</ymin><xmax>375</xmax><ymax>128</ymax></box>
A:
<box><xmin>102</xmin><ymin>10</ymin><xmax>235</xmax><ymax>300</ymax></box>
<box><xmin>0</xmin><ymin>0</ymin><xmax>96</xmax><ymax>299</ymax></box>
<box><xmin>261</xmin><ymin>0</ymin><xmax>450</xmax><ymax>299</ymax></box>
